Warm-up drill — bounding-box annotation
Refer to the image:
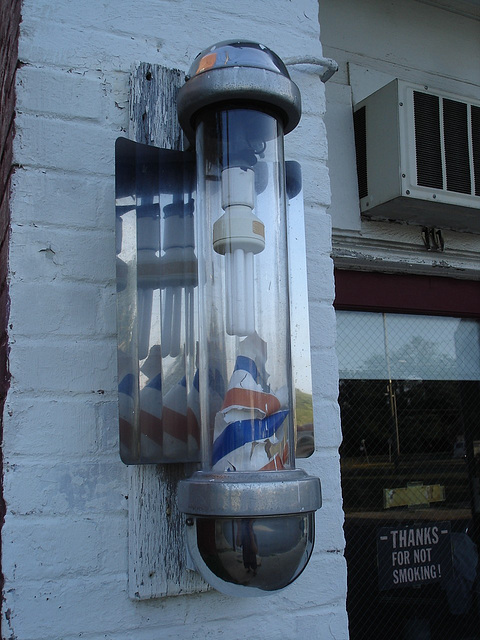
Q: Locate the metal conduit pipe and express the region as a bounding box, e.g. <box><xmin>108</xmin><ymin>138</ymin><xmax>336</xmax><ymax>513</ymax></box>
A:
<box><xmin>285</xmin><ymin>56</ymin><xmax>339</xmax><ymax>83</ymax></box>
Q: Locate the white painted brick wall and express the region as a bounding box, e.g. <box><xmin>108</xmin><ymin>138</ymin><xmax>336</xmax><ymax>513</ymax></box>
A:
<box><xmin>3</xmin><ymin>1</ymin><xmax>347</xmax><ymax>638</ymax></box>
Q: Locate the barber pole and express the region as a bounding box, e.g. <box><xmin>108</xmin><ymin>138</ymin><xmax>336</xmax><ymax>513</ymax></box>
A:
<box><xmin>212</xmin><ymin>336</ymin><xmax>289</xmax><ymax>472</ymax></box>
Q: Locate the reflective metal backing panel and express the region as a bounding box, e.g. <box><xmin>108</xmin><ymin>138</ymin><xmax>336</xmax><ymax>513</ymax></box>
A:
<box><xmin>116</xmin><ymin>137</ymin><xmax>197</xmax><ymax>464</ymax></box>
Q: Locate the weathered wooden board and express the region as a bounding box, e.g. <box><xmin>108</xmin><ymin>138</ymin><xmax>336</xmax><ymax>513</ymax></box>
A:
<box><xmin>127</xmin><ymin>62</ymin><xmax>208</xmax><ymax>599</ymax></box>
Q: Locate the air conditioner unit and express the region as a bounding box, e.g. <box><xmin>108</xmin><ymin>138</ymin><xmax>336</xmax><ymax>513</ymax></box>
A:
<box><xmin>353</xmin><ymin>79</ymin><xmax>480</xmax><ymax>232</ymax></box>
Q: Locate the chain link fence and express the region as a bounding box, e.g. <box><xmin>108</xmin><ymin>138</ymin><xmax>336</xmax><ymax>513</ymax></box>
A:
<box><xmin>337</xmin><ymin>311</ymin><xmax>480</xmax><ymax>640</ymax></box>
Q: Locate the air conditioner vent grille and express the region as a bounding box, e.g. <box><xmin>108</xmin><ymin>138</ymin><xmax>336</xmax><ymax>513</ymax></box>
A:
<box><xmin>353</xmin><ymin>106</ymin><xmax>368</xmax><ymax>199</ymax></box>
<box><xmin>443</xmin><ymin>98</ymin><xmax>471</xmax><ymax>194</ymax></box>
<box><xmin>413</xmin><ymin>89</ymin><xmax>479</xmax><ymax>197</ymax></box>
<box><xmin>472</xmin><ymin>105</ymin><xmax>480</xmax><ymax>197</ymax></box>
<box><xmin>413</xmin><ymin>91</ymin><xmax>443</xmax><ymax>190</ymax></box>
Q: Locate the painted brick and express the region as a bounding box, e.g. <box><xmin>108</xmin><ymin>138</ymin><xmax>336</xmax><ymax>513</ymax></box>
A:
<box><xmin>10</xmin><ymin>340</ymin><xmax>116</xmax><ymax>394</ymax></box>
<box><xmin>3</xmin><ymin>395</ymin><xmax>102</xmax><ymax>457</ymax></box>
<box><xmin>5</xmin><ymin>576</ymin><xmax>321</xmax><ymax>640</ymax></box>
<box><xmin>290</xmin><ymin>69</ymin><xmax>328</xmax><ymax>117</ymax></box>
<box><xmin>295</xmin><ymin>606</ymin><xmax>350</xmax><ymax>639</ymax></box>
<box><xmin>96</xmin><ymin>399</ymin><xmax>121</xmax><ymax>456</ymax></box>
<box><xmin>3</xmin><ymin>577</ymin><xmax>131</xmax><ymax>640</ymax></box>
<box><xmin>7</xmin><ymin>280</ymin><xmax>116</xmax><ymax>340</ymax></box>
<box><xmin>13</xmin><ymin>114</ymin><xmax>118</xmax><ymax>175</ymax></box>
<box><xmin>10</xmin><ymin>226</ymin><xmax>115</xmax><ymax>285</ymax></box>
<box><xmin>24</xmin><ymin>0</ymin><xmax>319</xmax><ymax>33</ymax></box>
<box><xmin>310</xmin><ymin>348</ymin><xmax>340</xmax><ymax>401</ymax></box>
<box><xmin>18</xmin><ymin>17</ymin><xmax>167</xmax><ymax>73</ymax></box>
<box><xmin>4</xmin><ymin>461</ymin><xmax>128</xmax><ymax>516</ymax></box>
<box><xmin>313</xmin><ymin>449</ymin><xmax>344</xmax><ymax>503</ymax></box>
<box><xmin>19</xmin><ymin>1</ymin><xmax>325</xmax><ymax>73</ymax></box>
<box><xmin>313</xmin><ymin>398</ymin><xmax>343</xmax><ymax>449</ymax></box>
<box><xmin>2</xmin><ymin>515</ymin><xmax>127</xmax><ymax>581</ymax></box>
<box><xmin>301</xmin><ymin>161</ymin><xmax>332</xmax><ymax>209</ymax></box>
<box><xmin>9</xmin><ymin>281</ymin><xmax>102</xmax><ymax>336</ymax></box>
<box><xmin>278</xmin><ymin>551</ymin><xmax>348</xmax><ymax>608</ymax></box>
<box><xmin>10</xmin><ymin>168</ymin><xmax>114</xmax><ymax>230</ymax></box>
<box><xmin>287</xmin><ymin>113</ymin><xmax>329</xmax><ymax>163</ymax></box>
<box><xmin>16</xmin><ymin>66</ymin><xmax>106</xmax><ymax>121</ymax></box>
<box><xmin>307</xmin><ymin>256</ymin><xmax>336</xmax><ymax>304</ymax></box>
<box><xmin>309</xmin><ymin>302</ymin><xmax>337</xmax><ymax>349</ymax></box>
<box><xmin>314</xmin><ymin>502</ymin><xmax>348</xmax><ymax>551</ymax></box>
<box><xmin>305</xmin><ymin>208</ymin><xmax>333</xmax><ymax>254</ymax></box>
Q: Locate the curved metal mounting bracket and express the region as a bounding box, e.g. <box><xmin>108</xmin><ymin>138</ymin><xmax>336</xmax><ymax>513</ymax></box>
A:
<box><xmin>285</xmin><ymin>56</ymin><xmax>339</xmax><ymax>83</ymax></box>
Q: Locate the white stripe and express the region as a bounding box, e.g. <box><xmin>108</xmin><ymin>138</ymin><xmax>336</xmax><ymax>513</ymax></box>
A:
<box><xmin>226</xmin><ymin>369</ymin><xmax>263</xmax><ymax>392</ymax></box>
<box><xmin>139</xmin><ymin>386</ymin><xmax>162</xmax><ymax>420</ymax></box>
<box><xmin>163</xmin><ymin>384</ymin><xmax>187</xmax><ymax>415</ymax></box>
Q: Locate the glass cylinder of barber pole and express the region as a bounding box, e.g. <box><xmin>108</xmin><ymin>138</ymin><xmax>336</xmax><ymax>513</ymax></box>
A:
<box><xmin>177</xmin><ymin>41</ymin><xmax>321</xmax><ymax>598</ymax></box>
<box><xmin>194</xmin><ymin>106</ymin><xmax>295</xmax><ymax>473</ymax></box>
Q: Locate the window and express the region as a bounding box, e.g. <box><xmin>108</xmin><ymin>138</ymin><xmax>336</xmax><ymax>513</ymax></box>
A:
<box><xmin>335</xmin><ymin>271</ymin><xmax>480</xmax><ymax>640</ymax></box>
